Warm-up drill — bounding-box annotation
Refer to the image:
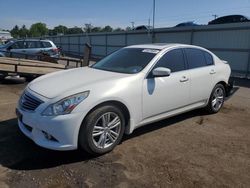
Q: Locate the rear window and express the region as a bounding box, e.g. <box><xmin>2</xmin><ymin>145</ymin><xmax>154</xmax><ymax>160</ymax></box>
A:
<box><xmin>203</xmin><ymin>51</ymin><xmax>214</xmax><ymax>65</ymax></box>
<box><xmin>185</xmin><ymin>48</ymin><xmax>207</xmax><ymax>69</ymax></box>
<box><xmin>42</xmin><ymin>42</ymin><xmax>52</xmax><ymax>48</ymax></box>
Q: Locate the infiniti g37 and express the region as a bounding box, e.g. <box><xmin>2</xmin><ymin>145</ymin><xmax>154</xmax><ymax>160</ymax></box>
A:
<box><xmin>16</xmin><ymin>44</ymin><xmax>232</xmax><ymax>155</ymax></box>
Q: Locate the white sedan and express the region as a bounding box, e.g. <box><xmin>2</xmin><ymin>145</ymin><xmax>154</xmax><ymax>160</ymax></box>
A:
<box><xmin>16</xmin><ymin>44</ymin><xmax>232</xmax><ymax>155</ymax></box>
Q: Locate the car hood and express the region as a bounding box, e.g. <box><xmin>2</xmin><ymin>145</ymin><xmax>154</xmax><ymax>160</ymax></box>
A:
<box><xmin>28</xmin><ymin>67</ymin><xmax>129</xmax><ymax>99</ymax></box>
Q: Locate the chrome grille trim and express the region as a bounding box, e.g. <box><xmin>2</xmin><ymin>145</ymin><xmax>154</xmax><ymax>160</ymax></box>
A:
<box><xmin>20</xmin><ymin>91</ymin><xmax>44</xmax><ymax>112</ymax></box>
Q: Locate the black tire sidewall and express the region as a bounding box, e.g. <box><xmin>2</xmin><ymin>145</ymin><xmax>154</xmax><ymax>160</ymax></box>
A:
<box><xmin>79</xmin><ymin>105</ymin><xmax>125</xmax><ymax>155</ymax></box>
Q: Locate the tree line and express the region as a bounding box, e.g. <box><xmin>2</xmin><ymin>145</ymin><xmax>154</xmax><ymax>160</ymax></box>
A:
<box><xmin>10</xmin><ymin>22</ymin><xmax>132</xmax><ymax>38</ymax></box>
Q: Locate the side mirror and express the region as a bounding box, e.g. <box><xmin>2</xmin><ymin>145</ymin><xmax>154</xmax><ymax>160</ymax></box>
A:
<box><xmin>152</xmin><ymin>67</ymin><xmax>171</xmax><ymax>77</ymax></box>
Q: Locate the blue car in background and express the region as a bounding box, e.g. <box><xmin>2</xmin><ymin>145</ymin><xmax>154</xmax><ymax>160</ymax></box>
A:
<box><xmin>175</xmin><ymin>21</ymin><xmax>200</xmax><ymax>27</ymax></box>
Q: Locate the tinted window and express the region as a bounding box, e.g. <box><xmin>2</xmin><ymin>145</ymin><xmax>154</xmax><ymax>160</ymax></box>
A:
<box><xmin>36</xmin><ymin>41</ymin><xmax>43</xmax><ymax>48</ymax></box>
<box><xmin>203</xmin><ymin>51</ymin><xmax>214</xmax><ymax>65</ymax></box>
<box><xmin>92</xmin><ymin>48</ymin><xmax>158</xmax><ymax>74</ymax></box>
<box><xmin>42</xmin><ymin>42</ymin><xmax>52</xmax><ymax>48</ymax></box>
<box><xmin>26</xmin><ymin>41</ymin><xmax>36</xmax><ymax>48</ymax></box>
<box><xmin>185</xmin><ymin>48</ymin><xmax>207</xmax><ymax>69</ymax></box>
<box><xmin>11</xmin><ymin>41</ymin><xmax>24</xmax><ymax>49</ymax></box>
<box><xmin>154</xmin><ymin>49</ymin><xmax>186</xmax><ymax>72</ymax></box>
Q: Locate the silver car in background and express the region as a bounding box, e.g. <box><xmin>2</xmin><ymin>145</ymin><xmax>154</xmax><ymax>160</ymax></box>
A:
<box><xmin>0</xmin><ymin>39</ymin><xmax>60</xmax><ymax>58</ymax></box>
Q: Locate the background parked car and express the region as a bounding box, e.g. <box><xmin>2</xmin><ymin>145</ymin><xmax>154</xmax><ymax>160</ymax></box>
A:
<box><xmin>0</xmin><ymin>39</ymin><xmax>60</xmax><ymax>59</ymax></box>
<box><xmin>175</xmin><ymin>21</ymin><xmax>200</xmax><ymax>27</ymax></box>
<box><xmin>133</xmin><ymin>25</ymin><xmax>153</xmax><ymax>31</ymax></box>
<box><xmin>208</xmin><ymin>15</ymin><xmax>250</xmax><ymax>25</ymax></box>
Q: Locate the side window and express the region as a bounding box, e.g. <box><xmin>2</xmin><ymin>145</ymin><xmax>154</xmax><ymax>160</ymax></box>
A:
<box><xmin>154</xmin><ymin>49</ymin><xmax>186</xmax><ymax>72</ymax></box>
<box><xmin>35</xmin><ymin>41</ymin><xmax>43</xmax><ymax>48</ymax></box>
<box><xmin>42</xmin><ymin>42</ymin><xmax>52</xmax><ymax>48</ymax></box>
<box><xmin>26</xmin><ymin>41</ymin><xmax>36</xmax><ymax>48</ymax></box>
<box><xmin>185</xmin><ymin>48</ymin><xmax>207</xmax><ymax>69</ymax></box>
<box><xmin>203</xmin><ymin>51</ymin><xmax>214</xmax><ymax>65</ymax></box>
<box><xmin>11</xmin><ymin>41</ymin><xmax>24</xmax><ymax>49</ymax></box>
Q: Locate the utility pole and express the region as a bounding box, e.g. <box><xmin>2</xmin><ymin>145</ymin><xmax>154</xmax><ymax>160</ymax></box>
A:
<box><xmin>130</xmin><ymin>22</ymin><xmax>135</xmax><ymax>29</ymax></box>
<box><xmin>148</xmin><ymin>18</ymin><xmax>151</xmax><ymax>35</ymax></box>
<box><xmin>152</xmin><ymin>0</ymin><xmax>156</xmax><ymax>43</ymax></box>
<box><xmin>212</xmin><ymin>14</ymin><xmax>218</xmax><ymax>20</ymax></box>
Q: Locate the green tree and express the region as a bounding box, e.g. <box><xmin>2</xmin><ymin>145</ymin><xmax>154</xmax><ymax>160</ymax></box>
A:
<box><xmin>91</xmin><ymin>27</ymin><xmax>102</xmax><ymax>33</ymax></box>
<box><xmin>83</xmin><ymin>23</ymin><xmax>93</xmax><ymax>33</ymax></box>
<box><xmin>29</xmin><ymin>22</ymin><xmax>48</xmax><ymax>37</ymax></box>
<box><xmin>101</xmin><ymin>25</ymin><xmax>113</xmax><ymax>32</ymax></box>
<box><xmin>10</xmin><ymin>25</ymin><xmax>20</xmax><ymax>38</ymax></box>
<box><xmin>126</xmin><ymin>26</ymin><xmax>132</xmax><ymax>31</ymax></box>
<box><xmin>53</xmin><ymin>25</ymin><xmax>68</xmax><ymax>35</ymax></box>
<box><xmin>19</xmin><ymin>25</ymin><xmax>29</xmax><ymax>38</ymax></box>
<box><xmin>66</xmin><ymin>27</ymin><xmax>83</xmax><ymax>34</ymax></box>
<box><xmin>114</xmin><ymin>27</ymin><xmax>124</xmax><ymax>32</ymax></box>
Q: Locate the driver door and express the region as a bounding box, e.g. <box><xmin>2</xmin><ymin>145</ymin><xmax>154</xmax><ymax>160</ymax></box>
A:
<box><xmin>142</xmin><ymin>49</ymin><xmax>190</xmax><ymax>119</ymax></box>
<box><xmin>9</xmin><ymin>41</ymin><xmax>26</xmax><ymax>58</ymax></box>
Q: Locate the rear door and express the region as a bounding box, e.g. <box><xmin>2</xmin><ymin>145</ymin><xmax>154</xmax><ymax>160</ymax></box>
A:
<box><xmin>25</xmin><ymin>41</ymin><xmax>42</xmax><ymax>54</ymax></box>
<box><xmin>184</xmin><ymin>48</ymin><xmax>215</xmax><ymax>104</ymax></box>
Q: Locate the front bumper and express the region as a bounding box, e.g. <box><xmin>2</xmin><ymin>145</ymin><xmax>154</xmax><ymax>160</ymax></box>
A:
<box><xmin>16</xmin><ymin>107</ymin><xmax>85</xmax><ymax>151</ymax></box>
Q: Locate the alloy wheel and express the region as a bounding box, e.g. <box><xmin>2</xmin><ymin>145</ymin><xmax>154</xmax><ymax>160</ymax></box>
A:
<box><xmin>211</xmin><ymin>87</ymin><xmax>224</xmax><ymax>111</ymax></box>
<box><xmin>92</xmin><ymin>112</ymin><xmax>121</xmax><ymax>149</ymax></box>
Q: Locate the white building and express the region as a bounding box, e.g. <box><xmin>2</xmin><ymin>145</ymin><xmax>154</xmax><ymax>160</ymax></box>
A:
<box><xmin>0</xmin><ymin>30</ymin><xmax>12</xmax><ymax>43</ymax></box>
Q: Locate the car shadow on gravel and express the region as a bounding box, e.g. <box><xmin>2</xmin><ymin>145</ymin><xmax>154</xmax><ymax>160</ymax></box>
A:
<box><xmin>0</xmin><ymin>118</ymin><xmax>94</xmax><ymax>171</ymax></box>
<box><xmin>0</xmin><ymin>109</ymin><xmax>208</xmax><ymax>171</ymax></box>
<box><xmin>123</xmin><ymin>109</ymin><xmax>208</xmax><ymax>141</ymax></box>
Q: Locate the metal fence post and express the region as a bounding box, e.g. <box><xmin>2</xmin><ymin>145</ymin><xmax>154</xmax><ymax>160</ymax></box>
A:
<box><xmin>247</xmin><ymin>51</ymin><xmax>250</xmax><ymax>78</ymax></box>
<box><xmin>68</xmin><ymin>35</ymin><xmax>70</xmax><ymax>55</ymax></box>
<box><xmin>105</xmin><ymin>33</ymin><xmax>108</xmax><ymax>56</ymax></box>
<box><xmin>125</xmin><ymin>32</ymin><xmax>128</xmax><ymax>46</ymax></box>
<box><xmin>60</xmin><ymin>36</ymin><xmax>62</xmax><ymax>48</ymax></box>
<box><xmin>78</xmin><ymin>35</ymin><xmax>81</xmax><ymax>58</ymax></box>
<box><xmin>190</xmin><ymin>29</ymin><xmax>194</xmax><ymax>45</ymax></box>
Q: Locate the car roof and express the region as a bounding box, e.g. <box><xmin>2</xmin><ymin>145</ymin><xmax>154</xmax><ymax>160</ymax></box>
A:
<box><xmin>126</xmin><ymin>43</ymin><xmax>203</xmax><ymax>50</ymax></box>
<box><xmin>15</xmin><ymin>39</ymin><xmax>52</xmax><ymax>42</ymax></box>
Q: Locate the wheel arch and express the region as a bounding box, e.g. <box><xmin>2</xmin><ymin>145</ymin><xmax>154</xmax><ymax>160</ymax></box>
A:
<box><xmin>216</xmin><ymin>81</ymin><xmax>227</xmax><ymax>90</ymax></box>
<box><xmin>79</xmin><ymin>100</ymin><xmax>131</xmax><ymax>136</ymax></box>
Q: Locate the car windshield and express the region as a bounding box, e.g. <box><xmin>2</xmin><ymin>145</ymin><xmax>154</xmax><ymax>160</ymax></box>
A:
<box><xmin>92</xmin><ymin>48</ymin><xmax>159</xmax><ymax>74</ymax></box>
<box><xmin>0</xmin><ymin>41</ymin><xmax>13</xmax><ymax>48</ymax></box>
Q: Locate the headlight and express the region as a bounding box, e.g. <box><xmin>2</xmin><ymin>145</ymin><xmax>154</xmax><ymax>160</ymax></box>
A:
<box><xmin>42</xmin><ymin>91</ymin><xmax>89</xmax><ymax>116</ymax></box>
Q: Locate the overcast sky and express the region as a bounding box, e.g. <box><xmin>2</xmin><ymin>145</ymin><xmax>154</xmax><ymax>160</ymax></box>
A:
<box><xmin>1</xmin><ymin>0</ymin><xmax>250</xmax><ymax>30</ymax></box>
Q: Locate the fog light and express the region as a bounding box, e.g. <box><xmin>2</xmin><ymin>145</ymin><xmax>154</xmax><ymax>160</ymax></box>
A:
<box><xmin>43</xmin><ymin>131</ymin><xmax>52</xmax><ymax>140</ymax></box>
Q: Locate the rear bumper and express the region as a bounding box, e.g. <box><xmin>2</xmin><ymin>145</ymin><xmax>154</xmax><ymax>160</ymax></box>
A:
<box><xmin>225</xmin><ymin>80</ymin><xmax>238</xmax><ymax>99</ymax></box>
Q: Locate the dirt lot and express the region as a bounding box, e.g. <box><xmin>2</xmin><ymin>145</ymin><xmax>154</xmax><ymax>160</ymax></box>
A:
<box><xmin>0</xmin><ymin>78</ymin><xmax>250</xmax><ymax>188</ymax></box>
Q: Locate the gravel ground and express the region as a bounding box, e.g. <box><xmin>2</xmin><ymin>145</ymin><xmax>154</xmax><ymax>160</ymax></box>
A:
<box><xmin>0</xmin><ymin>78</ymin><xmax>249</xmax><ymax>188</ymax></box>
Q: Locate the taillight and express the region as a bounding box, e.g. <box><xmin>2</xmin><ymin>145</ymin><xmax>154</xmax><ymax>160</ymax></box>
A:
<box><xmin>52</xmin><ymin>48</ymin><xmax>59</xmax><ymax>53</ymax></box>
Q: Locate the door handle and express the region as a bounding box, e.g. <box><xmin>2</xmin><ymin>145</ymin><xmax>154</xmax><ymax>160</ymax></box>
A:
<box><xmin>180</xmin><ymin>76</ymin><xmax>189</xmax><ymax>82</ymax></box>
<box><xmin>210</xmin><ymin>69</ymin><xmax>216</xmax><ymax>74</ymax></box>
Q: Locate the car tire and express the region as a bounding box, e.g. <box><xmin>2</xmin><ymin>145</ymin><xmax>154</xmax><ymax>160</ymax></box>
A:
<box><xmin>205</xmin><ymin>83</ymin><xmax>225</xmax><ymax>114</ymax></box>
<box><xmin>79</xmin><ymin>105</ymin><xmax>125</xmax><ymax>155</ymax></box>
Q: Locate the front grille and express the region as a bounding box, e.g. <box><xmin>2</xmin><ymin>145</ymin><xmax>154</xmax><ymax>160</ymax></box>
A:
<box><xmin>20</xmin><ymin>91</ymin><xmax>43</xmax><ymax>111</ymax></box>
